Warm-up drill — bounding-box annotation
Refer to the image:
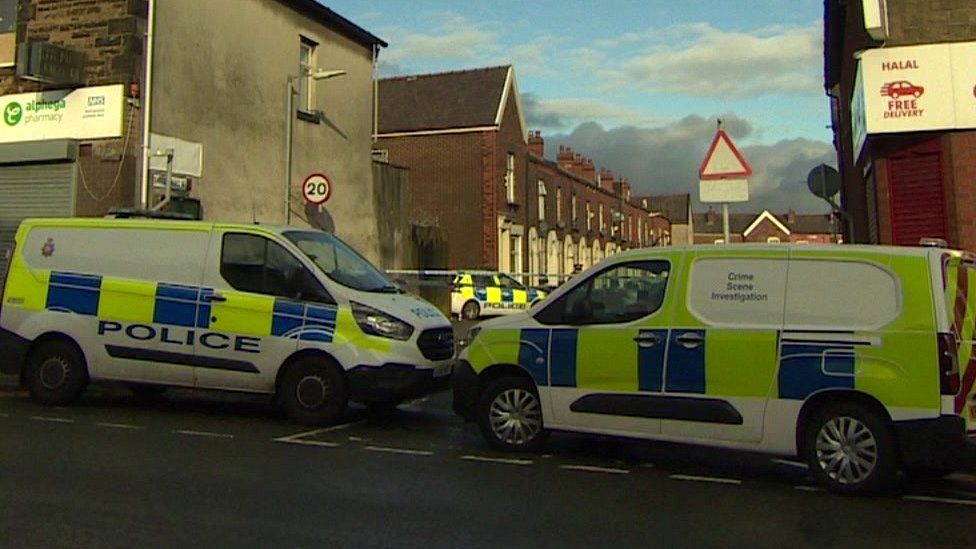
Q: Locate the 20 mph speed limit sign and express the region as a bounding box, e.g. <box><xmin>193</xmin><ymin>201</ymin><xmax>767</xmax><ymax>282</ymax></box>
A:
<box><xmin>302</xmin><ymin>173</ymin><xmax>332</xmax><ymax>205</ymax></box>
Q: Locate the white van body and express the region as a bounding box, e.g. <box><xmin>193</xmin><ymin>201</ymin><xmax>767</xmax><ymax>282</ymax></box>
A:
<box><xmin>0</xmin><ymin>218</ymin><xmax>454</xmax><ymax>423</ymax></box>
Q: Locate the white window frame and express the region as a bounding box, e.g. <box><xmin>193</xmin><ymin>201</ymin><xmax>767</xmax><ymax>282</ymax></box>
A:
<box><xmin>586</xmin><ymin>202</ymin><xmax>592</xmax><ymax>231</ymax></box>
<box><xmin>767</xmin><ymin>236</ymin><xmax>781</xmax><ymax>243</ymax></box>
<box><xmin>556</xmin><ymin>187</ymin><xmax>562</xmax><ymax>222</ymax></box>
<box><xmin>505</xmin><ymin>153</ymin><xmax>516</xmax><ymax>204</ymax></box>
<box><xmin>537</xmin><ymin>180</ymin><xmax>547</xmax><ymax>220</ymax></box>
<box><xmin>571</xmin><ymin>194</ymin><xmax>577</xmax><ymax>222</ymax></box>
<box><xmin>299</xmin><ymin>37</ymin><xmax>317</xmax><ymax>112</ymax></box>
<box><xmin>599</xmin><ymin>204</ymin><xmax>605</xmax><ymax>233</ymax></box>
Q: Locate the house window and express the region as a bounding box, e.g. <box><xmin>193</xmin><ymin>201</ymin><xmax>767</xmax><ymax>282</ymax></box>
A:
<box><xmin>767</xmin><ymin>236</ymin><xmax>781</xmax><ymax>243</ymax></box>
<box><xmin>510</xmin><ymin>233</ymin><xmax>522</xmax><ymax>276</ymax></box>
<box><xmin>598</xmin><ymin>204</ymin><xmax>605</xmax><ymax>233</ymax></box>
<box><xmin>714</xmin><ymin>238</ymin><xmax>725</xmax><ymax>244</ymax></box>
<box><xmin>556</xmin><ymin>187</ymin><xmax>562</xmax><ymax>222</ymax></box>
<box><xmin>537</xmin><ymin>180</ymin><xmax>547</xmax><ymax>220</ymax></box>
<box><xmin>586</xmin><ymin>202</ymin><xmax>592</xmax><ymax>231</ymax></box>
<box><xmin>571</xmin><ymin>194</ymin><xmax>577</xmax><ymax>222</ymax></box>
<box><xmin>505</xmin><ymin>153</ymin><xmax>516</xmax><ymax>204</ymax></box>
<box><xmin>299</xmin><ymin>37</ymin><xmax>317</xmax><ymax>112</ymax></box>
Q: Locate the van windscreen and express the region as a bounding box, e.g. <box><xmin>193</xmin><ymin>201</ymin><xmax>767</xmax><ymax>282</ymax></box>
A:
<box><xmin>283</xmin><ymin>230</ymin><xmax>399</xmax><ymax>293</ymax></box>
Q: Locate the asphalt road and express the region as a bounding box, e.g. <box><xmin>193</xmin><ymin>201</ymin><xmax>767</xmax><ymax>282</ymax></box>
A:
<box><xmin>1</xmin><ymin>375</ymin><xmax>975</xmax><ymax>549</ymax></box>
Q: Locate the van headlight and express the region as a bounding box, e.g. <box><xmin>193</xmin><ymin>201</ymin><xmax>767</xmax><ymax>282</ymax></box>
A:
<box><xmin>351</xmin><ymin>302</ymin><xmax>414</xmax><ymax>341</ymax></box>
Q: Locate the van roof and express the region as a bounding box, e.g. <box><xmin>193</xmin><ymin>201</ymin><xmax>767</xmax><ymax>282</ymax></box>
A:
<box><xmin>19</xmin><ymin>217</ymin><xmax>315</xmax><ymax>237</ymax></box>
<box><xmin>614</xmin><ymin>242</ymin><xmax>958</xmax><ymax>259</ymax></box>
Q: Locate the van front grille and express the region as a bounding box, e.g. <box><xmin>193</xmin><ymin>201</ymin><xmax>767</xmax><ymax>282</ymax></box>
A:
<box><xmin>417</xmin><ymin>328</ymin><xmax>454</xmax><ymax>361</ymax></box>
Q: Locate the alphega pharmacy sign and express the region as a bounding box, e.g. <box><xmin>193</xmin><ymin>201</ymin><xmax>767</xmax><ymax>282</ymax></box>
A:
<box><xmin>0</xmin><ymin>84</ymin><xmax>124</xmax><ymax>144</ymax></box>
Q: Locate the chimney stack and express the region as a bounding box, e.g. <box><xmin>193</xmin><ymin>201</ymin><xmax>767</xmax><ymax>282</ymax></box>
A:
<box><xmin>528</xmin><ymin>130</ymin><xmax>544</xmax><ymax>157</ymax></box>
<box><xmin>599</xmin><ymin>169</ymin><xmax>615</xmax><ymax>191</ymax></box>
<box><xmin>557</xmin><ymin>145</ymin><xmax>574</xmax><ymax>170</ymax></box>
<box><xmin>572</xmin><ymin>153</ymin><xmax>584</xmax><ymax>176</ymax></box>
<box><xmin>581</xmin><ymin>157</ymin><xmax>596</xmax><ymax>182</ymax></box>
<box><xmin>706</xmin><ymin>205</ymin><xmax>717</xmax><ymax>225</ymax></box>
<box><xmin>787</xmin><ymin>208</ymin><xmax>796</xmax><ymax>224</ymax></box>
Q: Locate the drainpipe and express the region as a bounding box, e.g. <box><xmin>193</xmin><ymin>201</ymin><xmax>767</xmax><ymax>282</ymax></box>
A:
<box><xmin>372</xmin><ymin>44</ymin><xmax>379</xmax><ymax>143</ymax></box>
<box><xmin>139</xmin><ymin>0</ymin><xmax>157</xmax><ymax>208</ymax></box>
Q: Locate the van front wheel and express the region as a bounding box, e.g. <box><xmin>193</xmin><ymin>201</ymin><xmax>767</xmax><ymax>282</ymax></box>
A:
<box><xmin>802</xmin><ymin>402</ymin><xmax>897</xmax><ymax>495</ymax></box>
<box><xmin>477</xmin><ymin>376</ymin><xmax>547</xmax><ymax>452</ymax></box>
<box><xmin>279</xmin><ymin>358</ymin><xmax>348</xmax><ymax>425</ymax></box>
<box><xmin>26</xmin><ymin>339</ymin><xmax>89</xmax><ymax>406</ymax></box>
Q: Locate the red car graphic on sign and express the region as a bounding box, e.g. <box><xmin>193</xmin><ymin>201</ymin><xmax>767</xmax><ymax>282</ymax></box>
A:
<box><xmin>880</xmin><ymin>80</ymin><xmax>925</xmax><ymax>99</ymax></box>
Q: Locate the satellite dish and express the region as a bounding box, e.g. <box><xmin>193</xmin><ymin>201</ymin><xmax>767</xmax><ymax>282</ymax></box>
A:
<box><xmin>807</xmin><ymin>164</ymin><xmax>841</xmax><ymax>199</ymax></box>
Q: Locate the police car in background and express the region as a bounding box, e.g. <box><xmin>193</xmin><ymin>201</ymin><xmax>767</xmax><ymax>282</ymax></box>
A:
<box><xmin>450</xmin><ymin>271</ymin><xmax>547</xmax><ymax>320</ymax></box>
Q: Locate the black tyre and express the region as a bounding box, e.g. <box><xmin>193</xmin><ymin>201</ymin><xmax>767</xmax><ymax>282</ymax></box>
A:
<box><xmin>25</xmin><ymin>339</ymin><xmax>89</xmax><ymax>406</ymax></box>
<box><xmin>461</xmin><ymin>300</ymin><xmax>481</xmax><ymax>320</ymax></box>
<box><xmin>278</xmin><ymin>357</ymin><xmax>347</xmax><ymax>425</ymax></box>
<box><xmin>802</xmin><ymin>401</ymin><xmax>898</xmax><ymax>495</ymax></box>
<box><xmin>477</xmin><ymin>376</ymin><xmax>547</xmax><ymax>452</ymax></box>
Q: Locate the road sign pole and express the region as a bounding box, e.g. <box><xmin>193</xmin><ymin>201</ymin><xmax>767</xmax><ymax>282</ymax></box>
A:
<box><xmin>722</xmin><ymin>203</ymin><xmax>730</xmax><ymax>244</ymax></box>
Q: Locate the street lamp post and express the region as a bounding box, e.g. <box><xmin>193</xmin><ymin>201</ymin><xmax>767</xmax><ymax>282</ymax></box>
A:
<box><xmin>284</xmin><ymin>69</ymin><xmax>347</xmax><ymax>225</ymax></box>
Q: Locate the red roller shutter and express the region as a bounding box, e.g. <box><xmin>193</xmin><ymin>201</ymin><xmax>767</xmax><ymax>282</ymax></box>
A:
<box><xmin>887</xmin><ymin>139</ymin><xmax>947</xmax><ymax>246</ymax></box>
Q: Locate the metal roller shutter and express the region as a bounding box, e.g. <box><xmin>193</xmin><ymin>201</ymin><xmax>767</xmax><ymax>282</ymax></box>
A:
<box><xmin>887</xmin><ymin>139</ymin><xmax>947</xmax><ymax>246</ymax></box>
<box><xmin>0</xmin><ymin>162</ymin><xmax>76</xmax><ymax>280</ymax></box>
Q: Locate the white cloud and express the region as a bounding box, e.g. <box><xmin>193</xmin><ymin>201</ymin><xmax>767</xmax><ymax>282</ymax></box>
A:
<box><xmin>597</xmin><ymin>22</ymin><xmax>822</xmax><ymax>98</ymax></box>
<box><xmin>524</xmin><ymin>94</ymin><xmax>665</xmax><ymax>130</ymax></box>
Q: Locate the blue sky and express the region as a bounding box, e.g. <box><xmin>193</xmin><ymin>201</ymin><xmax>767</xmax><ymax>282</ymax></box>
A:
<box><xmin>324</xmin><ymin>0</ymin><xmax>836</xmax><ymax>213</ymax></box>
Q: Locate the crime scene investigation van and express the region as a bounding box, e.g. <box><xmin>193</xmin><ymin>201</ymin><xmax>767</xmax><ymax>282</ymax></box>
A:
<box><xmin>453</xmin><ymin>244</ymin><xmax>976</xmax><ymax>493</ymax></box>
<box><xmin>0</xmin><ymin>218</ymin><xmax>454</xmax><ymax>424</ymax></box>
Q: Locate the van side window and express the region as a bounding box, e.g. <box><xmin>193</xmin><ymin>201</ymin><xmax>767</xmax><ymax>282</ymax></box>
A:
<box><xmin>535</xmin><ymin>261</ymin><xmax>670</xmax><ymax>325</ymax></box>
<box><xmin>220</xmin><ymin>233</ymin><xmax>333</xmax><ymax>303</ymax></box>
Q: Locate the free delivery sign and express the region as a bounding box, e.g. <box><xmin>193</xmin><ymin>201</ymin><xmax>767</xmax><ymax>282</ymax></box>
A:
<box><xmin>0</xmin><ymin>84</ymin><xmax>124</xmax><ymax>143</ymax></box>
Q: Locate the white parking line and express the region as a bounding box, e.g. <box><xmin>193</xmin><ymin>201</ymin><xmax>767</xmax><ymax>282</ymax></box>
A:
<box><xmin>96</xmin><ymin>422</ymin><xmax>145</xmax><ymax>430</ymax></box>
<box><xmin>794</xmin><ymin>485</ymin><xmax>823</xmax><ymax>492</ymax></box>
<box><xmin>669</xmin><ymin>474</ymin><xmax>742</xmax><ymax>485</ymax></box>
<box><xmin>274</xmin><ymin>420</ymin><xmax>366</xmax><ymax>442</ymax></box>
<box><xmin>364</xmin><ymin>445</ymin><xmax>434</xmax><ymax>457</ymax></box>
<box><xmin>30</xmin><ymin>416</ymin><xmax>74</xmax><ymax>424</ymax></box>
<box><xmin>560</xmin><ymin>465</ymin><xmax>630</xmax><ymax>475</ymax></box>
<box><xmin>461</xmin><ymin>455</ymin><xmax>533</xmax><ymax>466</ymax></box>
<box><xmin>903</xmin><ymin>495</ymin><xmax>976</xmax><ymax>507</ymax></box>
<box><xmin>274</xmin><ymin>438</ymin><xmax>341</xmax><ymax>448</ymax></box>
<box><xmin>175</xmin><ymin>430</ymin><xmax>234</xmax><ymax>439</ymax></box>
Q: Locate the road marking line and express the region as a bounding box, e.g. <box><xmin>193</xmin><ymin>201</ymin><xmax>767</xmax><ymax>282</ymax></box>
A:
<box><xmin>175</xmin><ymin>430</ymin><xmax>234</xmax><ymax>439</ymax></box>
<box><xmin>560</xmin><ymin>465</ymin><xmax>630</xmax><ymax>475</ymax></box>
<box><xmin>640</xmin><ymin>463</ymin><xmax>656</xmax><ymax>469</ymax></box>
<box><xmin>0</xmin><ymin>412</ymin><xmax>8</xmax><ymax>418</ymax></box>
<box><xmin>794</xmin><ymin>485</ymin><xmax>823</xmax><ymax>492</ymax></box>
<box><xmin>30</xmin><ymin>416</ymin><xmax>74</xmax><ymax>424</ymax></box>
<box><xmin>348</xmin><ymin>436</ymin><xmax>367</xmax><ymax>442</ymax></box>
<box><xmin>274</xmin><ymin>420</ymin><xmax>365</xmax><ymax>442</ymax></box>
<box><xmin>274</xmin><ymin>438</ymin><xmax>341</xmax><ymax>448</ymax></box>
<box><xmin>96</xmin><ymin>422</ymin><xmax>145</xmax><ymax>430</ymax></box>
<box><xmin>461</xmin><ymin>455</ymin><xmax>533</xmax><ymax>466</ymax></box>
<box><xmin>669</xmin><ymin>474</ymin><xmax>742</xmax><ymax>485</ymax></box>
<box><xmin>364</xmin><ymin>445</ymin><xmax>433</xmax><ymax>457</ymax></box>
<box><xmin>903</xmin><ymin>495</ymin><xmax>976</xmax><ymax>507</ymax></box>
<box><xmin>771</xmin><ymin>459</ymin><xmax>808</xmax><ymax>468</ymax></box>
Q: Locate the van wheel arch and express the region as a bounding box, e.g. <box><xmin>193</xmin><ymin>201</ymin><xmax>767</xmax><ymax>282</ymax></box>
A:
<box><xmin>275</xmin><ymin>348</ymin><xmax>344</xmax><ymax>400</ymax></box>
<box><xmin>477</xmin><ymin>364</ymin><xmax>538</xmax><ymax>394</ymax></box>
<box><xmin>24</xmin><ymin>333</ymin><xmax>90</xmax><ymax>405</ymax></box>
<box><xmin>795</xmin><ymin>390</ymin><xmax>893</xmax><ymax>459</ymax></box>
<box><xmin>27</xmin><ymin>332</ymin><xmax>87</xmax><ymax>371</ymax></box>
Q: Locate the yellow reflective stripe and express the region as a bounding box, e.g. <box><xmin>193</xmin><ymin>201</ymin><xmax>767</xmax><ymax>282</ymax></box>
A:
<box><xmin>513</xmin><ymin>289</ymin><xmax>527</xmax><ymax>304</ymax></box>
<box><xmin>485</xmin><ymin>287</ymin><xmax>502</xmax><ymax>303</ymax></box>
<box><xmin>460</xmin><ymin>287</ymin><xmax>475</xmax><ymax>299</ymax></box>
<box><xmin>576</xmin><ymin>327</ymin><xmax>636</xmax><ymax>390</ymax></box>
<box><xmin>459</xmin><ymin>275</ymin><xmax>472</xmax><ymax>285</ymax></box>
<box><xmin>97</xmin><ymin>278</ymin><xmax>155</xmax><ymax>323</ymax></box>
<box><xmin>209</xmin><ymin>293</ymin><xmax>274</xmax><ymax>336</ymax></box>
<box><xmin>3</xmin><ymin>263</ymin><xmax>48</xmax><ymax>311</ymax></box>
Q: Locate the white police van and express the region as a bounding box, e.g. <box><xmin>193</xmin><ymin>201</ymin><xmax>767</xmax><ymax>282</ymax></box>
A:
<box><xmin>0</xmin><ymin>218</ymin><xmax>454</xmax><ymax>424</ymax></box>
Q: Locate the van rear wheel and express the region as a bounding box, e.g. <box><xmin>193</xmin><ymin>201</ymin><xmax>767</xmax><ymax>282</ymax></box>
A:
<box><xmin>279</xmin><ymin>357</ymin><xmax>347</xmax><ymax>425</ymax></box>
<box><xmin>802</xmin><ymin>401</ymin><xmax>897</xmax><ymax>495</ymax></box>
<box><xmin>25</xmin><ymin>339</ymin><xmax>89</xmax><ymax>406</ymax></box>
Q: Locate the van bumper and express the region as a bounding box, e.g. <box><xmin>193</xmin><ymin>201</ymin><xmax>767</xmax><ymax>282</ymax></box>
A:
<box><xmin>452</xmin><ymin>359</ymin><xmax>479</xmax><ymax>421</ymax></box>
<box><xmin>347</xmin><ymin>363</ymin><xmax>452</xmax><ymax>404</ymax></box>
<box><xmin>895</xmin><ymin>415</ymin><xmax>976</xmax><ymax>471</ymax></box>
<box><xmin>0</xmin><ymin>327</ymin><xmax>29</xmax><ymax>375</ymax></box>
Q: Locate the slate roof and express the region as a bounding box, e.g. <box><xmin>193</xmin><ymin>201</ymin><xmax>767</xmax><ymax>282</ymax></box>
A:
<box><xmin>378</xmin><ymin>66</ymin><xmax>511</xmax><ymax>134</ymax></box>
<box><xmin>633</xmin><ymin>194</ymin><xmax>690</xmax><ymax>224</ymax></box>
<box><xmin>693</xmin><ymin>210</ymin><xmax>837</xmax><ymax>235</ymax></box>
<box><xmin>280</xmin><ymin>0</ymin><xmax>387</xmax><ymax>48</ymax></box>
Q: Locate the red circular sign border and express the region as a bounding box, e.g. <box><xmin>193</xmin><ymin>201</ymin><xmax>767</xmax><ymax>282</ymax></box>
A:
<box><xmin>302</xmin><ymin>173</ymin><xmax>332</xmax><ymax>205</ymax></box>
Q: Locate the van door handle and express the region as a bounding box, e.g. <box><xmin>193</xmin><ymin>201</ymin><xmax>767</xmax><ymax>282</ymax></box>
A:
<box><xmin>676</xmin><ymin>332</ymin><xmax>704</xmax><ymax>349</ymax></box>
<box><xmin>203</xmin><ymin>293</ymin><xmax>227</xmax><ymax>303</ymax></box>
<box><xmin>633</xmin><ymin>333</ymin><xmax>661</xmax><ymax>348</ymax></box>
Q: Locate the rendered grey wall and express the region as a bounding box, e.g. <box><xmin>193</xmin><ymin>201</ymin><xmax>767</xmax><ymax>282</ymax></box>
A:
<box><xmin>151</xmin><ymin>0</ymin><xmax>381</xmax><ymax>262</ymax></box>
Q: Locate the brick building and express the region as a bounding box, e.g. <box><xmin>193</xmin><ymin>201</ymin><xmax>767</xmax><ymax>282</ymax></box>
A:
<box><xmin>693</xmin><ymin>208</ymin><xmax>841</xmax><ymax>244</ymax></box>
<box><xmin>825</xmin><ymin>0</ymin><xmax>976</xmax><ymax>248</ymax></box>
<box><xmin>633</xmin><ymin>193</ymin><xmax>694</xmax><ymax>245</ymax></box>
<box><xmin>375</xmin><ymin>65</ymin><xmax>666</xmax><ymax>280</ymax></box>
<box><xmin>0</xmin><ymin>1</ymin><xmax>400</xmax><ymax>266</ymax></box>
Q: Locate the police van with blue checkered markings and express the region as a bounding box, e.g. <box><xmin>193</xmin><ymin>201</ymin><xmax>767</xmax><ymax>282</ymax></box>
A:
<box><xmin>451</xmin><ymin>271</ymin><xmax>546</xmax><ymax>320</ymax></box>
<box><xmin>453</xmin><ymin>244</ymin><xmax>976</xmax><ymax>494</ymax></box>
<box><xmin>0</xmin><ymin>218</ymin><xmax>454</xmax><ymax>424</ymax></box>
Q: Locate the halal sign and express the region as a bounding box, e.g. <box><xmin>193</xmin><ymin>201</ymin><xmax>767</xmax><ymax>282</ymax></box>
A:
<box><xmin>302</xmin><ymin>173</ymin><xmax>332</xmax><ymax>205</ymax></box>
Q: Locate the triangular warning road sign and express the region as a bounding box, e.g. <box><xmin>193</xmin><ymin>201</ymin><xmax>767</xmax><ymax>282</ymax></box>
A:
<box><xmin>699</xmin><ymin>129</ymin><xmax>753</xmax><ymax>180</ymax></box>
